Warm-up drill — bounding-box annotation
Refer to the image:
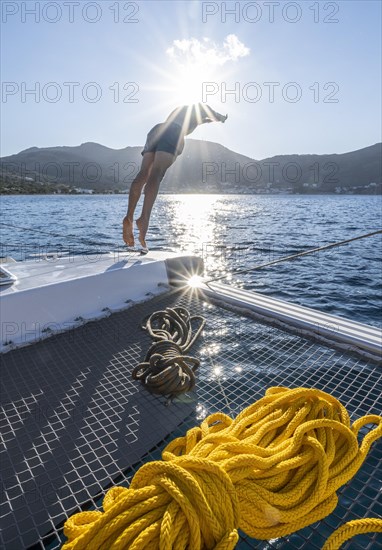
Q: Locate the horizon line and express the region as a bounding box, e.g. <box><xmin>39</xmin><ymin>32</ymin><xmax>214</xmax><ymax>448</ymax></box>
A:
<box><xmin>1</xmin><ymin>140</ymin><xmax>381</xmax><ymax>163</ymax></box>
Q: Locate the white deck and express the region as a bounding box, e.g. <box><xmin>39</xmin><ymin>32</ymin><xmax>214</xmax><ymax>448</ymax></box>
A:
<box><xmin>1</xmin><ymin>253</ymin><xmax>381</xmax><ymax>359</ymax></box>
<box><xmin>0</xmin><ymin>251</ymin><xmax>177</xmax><ymax>294</ymax></box>
<box><xmin>0</xmin><ymin>251</ymin><xmax>179</xmax><ymax>351</ymax></box>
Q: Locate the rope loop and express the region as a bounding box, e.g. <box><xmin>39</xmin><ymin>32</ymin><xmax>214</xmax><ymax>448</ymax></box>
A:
<box><xmin>322</xmin><ymin>518</ymin><xmax>382</xmax><ymax>550</ymax></box>
<box><xmin>132</xmin><ymin>307</ymin><xmax>205</xmax><ymax>400</ymax></box>
<box><xmin>132</xmin><ymin>340</ymin><xmax>200</xmax><ymax>397</ymax></box>
<box><xmin>143</xmin><ymin>306</ymin><xmax>206</xmax><ymax>352</ymax></box>
<box><xmin>63</xmin><ymin>386</ymin><xmax>382</xmax><ymax>549</ymax></box>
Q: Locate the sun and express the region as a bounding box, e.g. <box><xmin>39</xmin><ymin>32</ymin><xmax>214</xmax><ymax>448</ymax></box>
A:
<box><xmin>162</xmin><ymin>56</ymin><xmax>224</xmax><ymax>106</ymax></box>
<box><xmin>143</xmin><ymin>60</ymin><xmax>217</xmax><ymax>113</ymax></box>
<box><xmin>173</xmin><ymin>63</ymin><xmax>210</xmax><ymax>104</ymax></box>
<box><xmin>137</xmin><ymin>33</ymin><xmax>248</xmax><ymax>120</ymax></box>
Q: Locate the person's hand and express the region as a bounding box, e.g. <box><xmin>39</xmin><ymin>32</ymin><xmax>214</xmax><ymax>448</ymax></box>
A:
<box><xmin>215</xmin><ymin>112</ymin><xmax>228</xmax><ymax>123</ymax></box>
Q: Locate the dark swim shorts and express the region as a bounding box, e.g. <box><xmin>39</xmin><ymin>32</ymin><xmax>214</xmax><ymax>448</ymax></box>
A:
<box><xmin>141</xmin><ymin>122</ymin><xmax>185</xmax><ymax>157</ymax></box>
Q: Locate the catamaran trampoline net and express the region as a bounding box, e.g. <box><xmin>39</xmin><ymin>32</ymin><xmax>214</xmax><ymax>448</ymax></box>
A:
<box><xmin>0</xmin><ymin>288</ymin><xmax>381</xmax><ymax>550</ymax></box>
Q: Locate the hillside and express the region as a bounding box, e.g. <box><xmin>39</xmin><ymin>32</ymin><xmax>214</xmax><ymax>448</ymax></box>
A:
<box><xmin>1</xmin><ymin>141</ymin><xmax>381</xmax><ymax>193</ymax></box>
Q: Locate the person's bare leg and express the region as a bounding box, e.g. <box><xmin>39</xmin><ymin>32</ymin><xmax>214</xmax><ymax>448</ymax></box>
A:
<box><xmin>136</xmin><ymin>151</ymin><xmax>176</xmax><ymax>248</ymax></box>
<box><xmin>123</xmin><ymin>153</ymin><xmax>154</xmax><ymax>246</ymax></box>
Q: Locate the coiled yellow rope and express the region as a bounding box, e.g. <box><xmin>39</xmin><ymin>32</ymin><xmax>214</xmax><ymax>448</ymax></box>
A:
<box><xmin>62</xmin><ymin>387</ymin><xmax>382</xmax><ymax>549</ymax></box>
<box><xmin>322</xmin><ymin>518</ymin><xmax>382</xmax><ymax>549</ymax></box>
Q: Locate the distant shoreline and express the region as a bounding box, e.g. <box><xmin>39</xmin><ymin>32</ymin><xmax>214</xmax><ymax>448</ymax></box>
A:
<box><xmin>1</xmin><ymin>141</ymin><xmax>381</xmax><ymax>195</ymax></box>
<box><xmin>1</xmin><ymin>191</ymin><xmax>381</xmax><ymax>197</ymax></box>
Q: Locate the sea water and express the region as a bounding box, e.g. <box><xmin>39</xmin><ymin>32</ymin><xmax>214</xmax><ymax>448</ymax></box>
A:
<box><xmin>1</xmin><ymin>193</ymin><xmax>381</xmax><ymax>327</ymax></box>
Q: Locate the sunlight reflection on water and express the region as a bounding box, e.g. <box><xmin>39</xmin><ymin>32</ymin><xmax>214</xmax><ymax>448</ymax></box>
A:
<box><xmin>1</xmin><ymin>194</ymin><xmax>381</xmax><ymax>326</ymax></box>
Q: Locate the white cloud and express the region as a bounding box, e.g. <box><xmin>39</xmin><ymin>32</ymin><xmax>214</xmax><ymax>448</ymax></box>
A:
<box><xmin>166</xmin><ymin>34</ymin><xmax>250</xmax><ymax>67</ymax></box>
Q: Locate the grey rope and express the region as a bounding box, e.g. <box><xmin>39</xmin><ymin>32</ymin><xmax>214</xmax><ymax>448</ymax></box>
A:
<box><xmin>205</xmin><ymin>229</ymin><xmax>382</xmax><ymax>284</ymax></box>
<box><xmin>132</xmin><ymin>307</ymin><xmax>206</xmax><ymax>402</ymax></box>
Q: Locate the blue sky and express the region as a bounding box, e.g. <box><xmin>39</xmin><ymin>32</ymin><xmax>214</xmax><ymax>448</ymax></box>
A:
<box><xmin>1</xmin><ymin>0</ymin><xmax>381</xmax><ymax>159</ymax></box>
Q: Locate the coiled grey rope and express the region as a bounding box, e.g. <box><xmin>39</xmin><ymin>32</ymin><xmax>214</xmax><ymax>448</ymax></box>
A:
<box><xmin>132</xmin><ymin>307</ymin><xmax>206</xmax><ymax>402</ymax></box>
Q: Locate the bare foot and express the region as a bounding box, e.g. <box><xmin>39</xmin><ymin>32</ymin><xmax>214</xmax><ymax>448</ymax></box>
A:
<box><xmin>123</xmin><ymin>216</ymin><xmax>134</xmax><ymax>246</ymax></box>
<box><xmin>136</xmin><ymin>217</ymin><xmax>148</xmax><ymax>248</ymax></box>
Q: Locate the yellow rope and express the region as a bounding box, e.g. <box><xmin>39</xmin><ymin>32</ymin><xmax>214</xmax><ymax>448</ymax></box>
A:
<box><xmin>62</xmin><ymin>387</ymin><xmax>382</xmax><ymax>549</ymax></box>
<box><xmin>322</xmin><ymin>518</ymin><xmax>382</xmax><ymax>549</ymax></box>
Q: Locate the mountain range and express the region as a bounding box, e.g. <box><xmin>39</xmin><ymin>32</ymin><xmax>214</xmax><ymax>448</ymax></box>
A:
<box><xmin>1</xmin><ymin>141</ymin><xmax>381</xmax><ymax>193</ymax></box>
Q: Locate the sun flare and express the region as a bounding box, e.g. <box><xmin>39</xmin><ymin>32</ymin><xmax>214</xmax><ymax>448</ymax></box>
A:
<box><xmin>164</xmin><ymin>35</ymin><xmax>249</xmax><ymax>105</ymax></box>
<box><xmin>168</xmin><ymin>62</ymin><xmax>217</xmax><ymax>105</ymax></box>
<box><xmin>188</xmin><ymin>275</ymin><xmax>204</xmax><ymax>288</ymax></box>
